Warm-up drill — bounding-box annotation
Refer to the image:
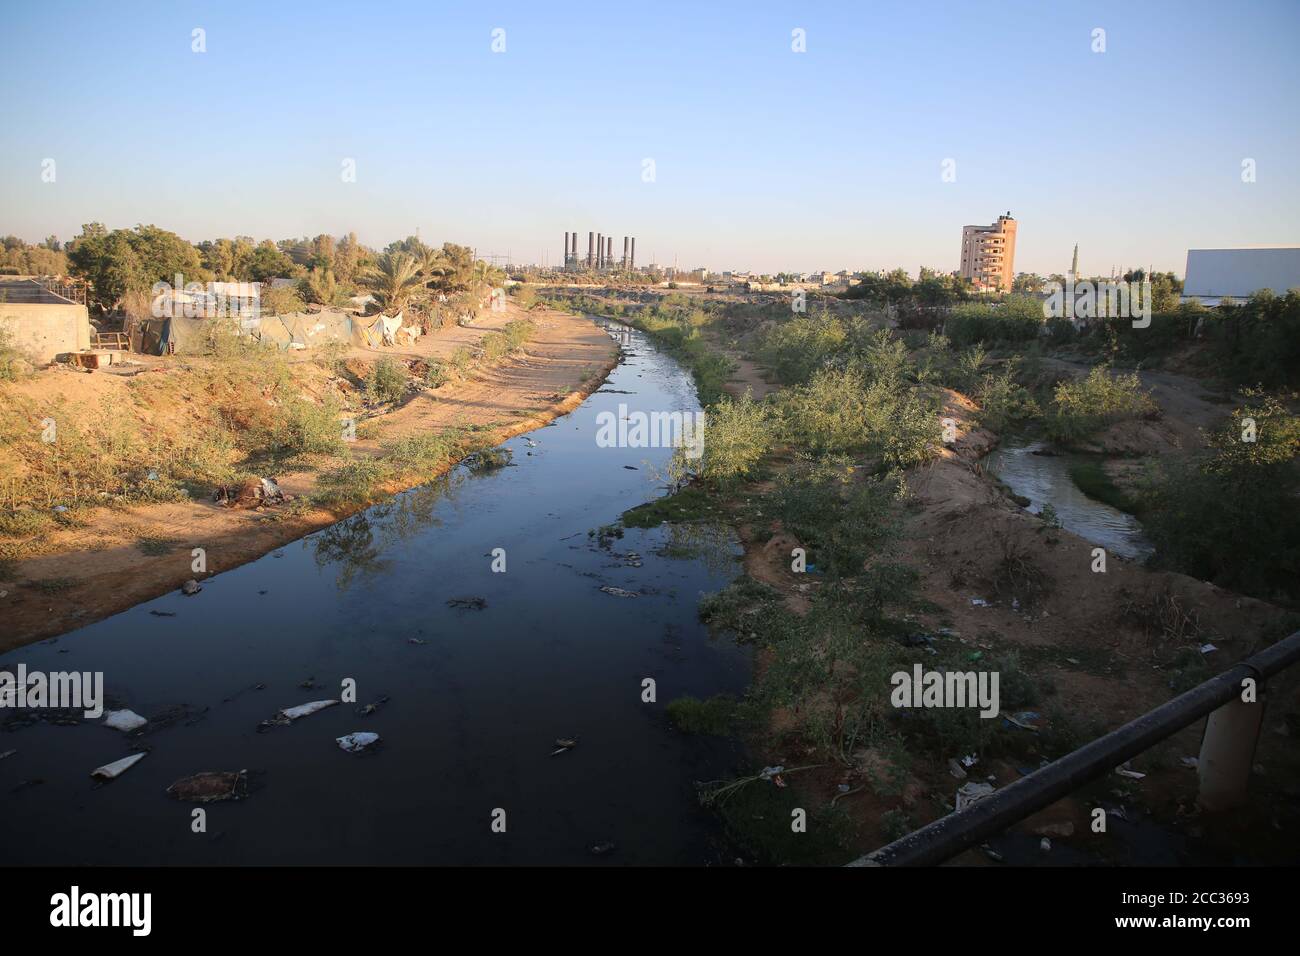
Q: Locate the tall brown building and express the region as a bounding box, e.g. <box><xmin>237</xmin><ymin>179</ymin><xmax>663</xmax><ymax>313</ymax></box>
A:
<box><xmin>959</xmin><ymin>212</ymin><xmax>1017</xmax><ymax>291</ymax></box>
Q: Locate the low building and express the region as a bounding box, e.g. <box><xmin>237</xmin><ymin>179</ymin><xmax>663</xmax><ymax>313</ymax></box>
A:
<box><xmin>1180</xmin><ymin>247</ymin><xmax>1300</xmax><ymax>306</ymax></box>
<box><xmin>0</xmin><ymin>278</ymin><xmax>92</xmax><ymax>363</ymax></box>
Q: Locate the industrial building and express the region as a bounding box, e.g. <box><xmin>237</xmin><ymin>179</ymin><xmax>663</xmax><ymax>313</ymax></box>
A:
<box><xmin>562</xmin><ymin>231</ymin><xmax>636</xmax><ymax>272</ymax></box>
<box><xmin>1180</xmin><ymin>247</ymin><xmax>1300</xmax><ymax>306</ymax></box>
<box><xmin>959</xmin><ymin>212</ymin><xmax>1017</xmax><ymax>292</ymax></box>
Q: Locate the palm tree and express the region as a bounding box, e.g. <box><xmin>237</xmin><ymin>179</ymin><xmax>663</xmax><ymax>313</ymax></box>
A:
<box><xmin>359</xmin><ymin>252</ymin><xmax>424</xmax><ymax>313</ymax></box>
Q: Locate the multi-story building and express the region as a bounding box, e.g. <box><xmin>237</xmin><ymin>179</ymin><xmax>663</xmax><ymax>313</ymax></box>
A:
<box><xmin>959</xmin><ymin>212</ymin><xmax>1017</xmax><ymax>291</ymax></box>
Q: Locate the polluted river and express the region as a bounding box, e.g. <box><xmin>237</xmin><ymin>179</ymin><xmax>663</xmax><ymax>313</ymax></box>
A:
<box><xmin>0</xmin><ymin>320</ymin><xmax>753</xmax><ymax>865</ymax></box>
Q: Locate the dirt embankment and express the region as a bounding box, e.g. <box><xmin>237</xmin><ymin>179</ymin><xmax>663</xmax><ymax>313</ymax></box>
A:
<box><xmin>0</xmin><ymin>303</ymin><xmax>618</xmax><ymax>650</ymax></box>
<box><xmin>727</xmin><ymin>366</ymin><xmax>1298</xmax><ymax>862</ymax></box>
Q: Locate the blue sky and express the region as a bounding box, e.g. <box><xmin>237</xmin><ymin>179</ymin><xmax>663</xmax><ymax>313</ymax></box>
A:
<box><xmin>1</xmin><ymin>0</ymin><xmax>1297</xmax><ymax>275</ymax></box>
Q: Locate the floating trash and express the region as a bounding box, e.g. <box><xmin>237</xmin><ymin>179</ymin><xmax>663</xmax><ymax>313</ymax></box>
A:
<box><xmin>336</xmin><ymin>732</ymin><xmax>380</xmax><ymax>753</ymax></box>
<box><xmin>91</xmin><ymin>752</ymin><xmax>147</xmax><ymax>781</ymax></box>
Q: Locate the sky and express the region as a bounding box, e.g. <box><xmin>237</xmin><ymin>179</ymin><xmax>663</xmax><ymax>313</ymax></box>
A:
<box><xmin>1</xmin><ymin>0</ymin><xmax>1297</xmax><ymax>277</ymax></box>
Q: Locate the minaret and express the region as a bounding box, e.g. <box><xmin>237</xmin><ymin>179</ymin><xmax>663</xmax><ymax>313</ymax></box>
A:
<box><xmin>1070</xmin><ymin>244</ymin><xmax>1079</xmax><ymax>278</ymax></box>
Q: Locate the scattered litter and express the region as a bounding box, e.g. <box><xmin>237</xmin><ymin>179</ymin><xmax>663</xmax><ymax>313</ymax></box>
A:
<box><xmin>599</xmin><ymin>586</ymin><xmax>639</xmax><ymax>598</ymax></box>
<box><xmin>837</xmin><ymin>783</ymin><xmax>851</xmax><ymax>794</ymax></box>
<box><xmin>336</xmin><ymin>732</ymin><xmax>380</xmax><ymax>753</ymax></box>
<box><xmin>968</xmin><ymin>651</ymin><xmax>983</xmax><ymax>662</ymax></box>
<box><xmin>956</xmin><ymin>781</ymin><xmax>995</xmax><ymax>811</ymax></box>
<box><xmin>1114</xmin><ymin>764</ymin><xmax>1146</xmax><ymax>780</ymax></box>
<box><xmin>167</xmin><ymin>770</ymin><xmax>248</xmax><ymax>803</ymax></box>
<box><xmin>215</xmin><ymin>477</ymin><xmax>287</xmax><ymax>509</ymax></box>
<box><xmin>590</xmin><ymin>841</ymin><xmax>616</xmax><ymax>855</ymax></box>
<box><xmin>1040</xmin><ymin>837</ymin><xmax>1052</xmax><ymax>852</ymax></box>
<box><xmin>0</xmin><ymin>749</ymin><xmax>16</xmax><ymax>761</ymax></box>
<box><xmin>446</xmin><ymin>596</ymin><xmax>487</xmax><ymax>610</ymax></box>
<box><xmin>91</xmin><ymin>752</ymin><xmax>147</xmax><ymax>781</ymax></box>
<box><xmin>948</xmin><ymin>759</ymin><xmax>968</xmax><ymax>780</ymax></box>
<box><xmin>408</xmin><ymin>638</ymin><xmax>428</xmax><ymax>645</ymax></box>
<box><xmin>773</xmin><ymin>774</ymin><xmax>787</xmax><ymax>788</ymax></box>
<box><xmin>102</xmin><ymin>709</ymin><xmax>148</xmax><ymax>733</ymax></box>
<box><xmin>550</xmin><ymin>738</ymin><xmax>578</xmax><ymax>756</ymax></box>
<box><xmin>1199</xmin><ymin>643</ymin><xmax>1217</xmax><ymax>654</ymax></box>
<box><xmin>1180</xmin><ymin>756</ymin><xmax>1199</xmax><ymax>770</ymax></box>
<box><xmin>357</xmin><ymin>696</ymin><xmax>389</xmax><ymax>716</ymax></box>
<box><xmin>1066</xmin><ymin>657</ymin><xmax>1081</xmax><ymax>665</ymax></box>
<box><xmin>982</xmin><ymin>844</ymin><xmax>1004</xmax><ymax>862</ymax></box>
<box><xmin>1012</xmin><ymin>598</ymin><xmax>1020</xmax><ymax>611</ymax></box>
<box><xmin>758</xmin><ymin>765</ymin><xmax>785</xmax><ymax>781</ymax></box>
<box><xmin>961</xmin><ymin>754</ymin><xmax>979</xmax><ymax>768</ymax></box>
<box><xmin>181</xmin><ymin>579</ymin><xmax>202</xmax><ymax>596</ymax></box>
<box><xmin>259</xmin><ymin>698</ymin><xmax>339</xmax><ymax>730</ymax></box>
<box><xmin>148</xmin><ymin>610</ymin><xmax>176</xmax><ymax>617</ymax></box>
<box><xmin>52</xmin><ymin>505</ymin><xmax>68</xmax><ymax>513</ymax></box>
<box><xmin>970</xmin><ymin>598</ymin><xmax>990</xmax><ymax>607</ymax></box>
<box><xmin>622</xmin><ymin>465</ymin><xmax>638</xmax><ymax>470</ymax></box>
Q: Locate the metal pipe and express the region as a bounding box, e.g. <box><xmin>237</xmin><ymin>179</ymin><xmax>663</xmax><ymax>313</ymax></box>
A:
<box><xmin>852</xmin><ymin>630</ymin><xmax>1300</xmax><ymax>867</ymax></box>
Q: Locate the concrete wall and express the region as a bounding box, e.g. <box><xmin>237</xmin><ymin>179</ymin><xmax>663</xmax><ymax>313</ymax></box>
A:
<box><xmin>0</xmin><ymin>302</ymin><xmax>92</xmax><ymax>364</ymax></box>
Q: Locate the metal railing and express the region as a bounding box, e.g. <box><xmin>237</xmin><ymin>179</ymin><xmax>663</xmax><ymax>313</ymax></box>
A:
<box><xmin>850</xmin><ymin>629</ymin><xmax>1300</xmax><ymax>866</ymax></box>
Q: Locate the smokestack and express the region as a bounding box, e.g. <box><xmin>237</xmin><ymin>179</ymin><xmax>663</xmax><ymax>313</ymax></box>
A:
<box><xmin>564</xmin><ymin>232</ymin><xmax>569</xmax><ymax>267</ymax></box>
<box><xmin>588</xmin><ymin>232</ymin><xmax>594</xmax><ymax>268</ymax></box>
<box><xmin>623</xmin><ymin>236</ymin><xmax>629</xmax><ymax>270</ymax></box>
<box><xmin>607</xmin><ymin>237</ymin><xmax>613</xmax><ymax>269</ymax></box>
<box><xmin>630</xmin><ymin>238</ymin><xmax>636</xmax><ymax>271</ymax></box>
<box><xmin>598</xmin><ymin>232</ymin><xmax>604</xmax><ymax>268</ymax></box>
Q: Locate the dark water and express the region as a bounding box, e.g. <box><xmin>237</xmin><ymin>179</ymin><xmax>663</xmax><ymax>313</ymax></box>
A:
<box><xmin>985</xmin><ymin>441</ymin><xmax>1152</xmax><ymax>561</ymax></box>
<box><xmin>0</xmin><ymin>320</ymin><xmax>752</xmax><ymax>866</ymax></box>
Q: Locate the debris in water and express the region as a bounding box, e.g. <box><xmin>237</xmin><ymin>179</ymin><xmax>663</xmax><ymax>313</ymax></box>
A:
<box><xmin>623</xmin><ymin>465</ymin><xmax>638</xmax><ymax>470</ymax></box>
<box><xmin>336</xmin><ymin>732</ymin><xmax>380</xmax><ymax>753</ymax></box>
<box><xmin>102</xmin><ymin>709</ymin><xmax>148</xmax><ymax>733</ymax></box>
<box><xmin>446</xmin><ymin>596</ymin><xmax>487</xmax><ymax>610</ymax></box>
<box><xmin>599</xmin><ymin>586</ymin><xmax>638</xmax><ymax>598</ymax></box>
<box><xmin>551</xmin><ymin>738</ymin><xmax>578</xmax><ymax>756</ymax></box>
<box><xmin>91</xmin><ymin>752</ymin><xmax>147</xmax><ymax>781</ymax></box>
<box><xmin>1040</xmin><ymin>838</ymin><xmax>1052</xmax><ymax>852</ymax></box>
<box><xmin>149</xmin><ymin>610</ymin><xmax>176</xmax><ymax>617</ymax></box>
<box><xmin>956</xmin><ymin>781</ymin><xmax>996</xmax><ymax>810</ymax></box>
<box><xmin>11</xmin><ymin>778</ymin><xmax>44</xmax><ymax>794</ymax></box>
<box><xmin>0</xmin><ymin>749</ymin><xmax>16</xmax><ymax>761</ymax></box>
<box><xmin>407</xmin><ymin>638</ymin><xmax>428</xmax><ymax>645</ymax></box>
<box><xmin>167</xmin><ymin>770</ymin><xmax>249</xmax><ymax>803</ymax></box>
<box><xmin>356</xmin><ymin>696</ymin><xmax>389</xmax><ymax>716</ymax></box>
<box><xmin>589</xmin><ymin>841</ymin><xmax>616</xmax><ymax>856</ymax></box>
<box><xmin>181</xmin><ymin>579</ymin><xmax>202</xmax><ymax>596</ymax></box>
<box><xmin>299</xmin><ymin>677</ymin><xmax>317</xmax><ymax>690</ymax></box>
<box><xmin>259</xmin><ymin>698</ymin><xmax>339</xmax><ymax>730</ymax></box>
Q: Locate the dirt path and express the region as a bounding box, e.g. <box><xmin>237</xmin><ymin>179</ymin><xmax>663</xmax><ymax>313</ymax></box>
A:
<box><xmin>0</xmin><ymin>304</ymin><xmax>618</xmax><ymax>650</ymax></box>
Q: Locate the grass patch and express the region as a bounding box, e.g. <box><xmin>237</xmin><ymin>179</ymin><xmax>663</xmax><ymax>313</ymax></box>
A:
<box><xmin>135</xmin><ymin>536</ymin><xmax>182</xmax><ymax>557</ymax></box>
<box><xmin>1068</xmin><ymin>458</ymin><xmax>1139</xmax><ymax>513</ymax></box>
<box><xmin>621</xmin><ymin>485</ymin><xmax>714</xmax><ymax>528</ymax></box>
<box><xmin>665</xmin><ymin>694</ymin><xmax>737</xmax><ymax>735</ymax></box>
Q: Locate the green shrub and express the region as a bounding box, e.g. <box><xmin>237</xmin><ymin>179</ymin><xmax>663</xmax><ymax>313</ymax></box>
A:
<box><xmin>699</xmin><ymin>393</ymin><xmax>772</xmax><ymax>484</ymax></box>
<box><xmin>1044</xmin><ymin>366</ymin><xmax>1156</xmax><ymax>444</ymax></box>
<box><xmin>367</xmin><ymin>358</ymin><xmax>407</xmax><ymax>404</ymax></box>
<box><xmin>274</xmin><ymin>394</ymin><xmax>346</xmax><ymax>456</ymax></box>
<box><xmin>665</xmin><ymin>695</ymin><xmax>737</xmax><ymax>735</ymax></box>
<box><xmin>773</xmin><ymin>457</ymin><xmax>899</xmax><ymax>578</ymax></box>
<box><xmin>946</xmin><ymin>295</ymin><xmax>1043</xmax><ymax>347</ymax></box>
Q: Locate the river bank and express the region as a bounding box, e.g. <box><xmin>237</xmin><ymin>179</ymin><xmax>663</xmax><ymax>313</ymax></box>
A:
<box><xmin>0</xmin><ymin>302</ymin><xmax>619</xmax><ymax>650</ymax></box>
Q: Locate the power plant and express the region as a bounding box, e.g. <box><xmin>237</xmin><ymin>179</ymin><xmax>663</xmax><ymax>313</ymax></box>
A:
<box><xmin>563</xmin><ymin>230</ymin><xmax>636</xmax><ymax>272</ymax></box>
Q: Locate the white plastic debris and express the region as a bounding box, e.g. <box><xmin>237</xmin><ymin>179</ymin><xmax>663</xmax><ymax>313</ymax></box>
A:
<box><xmin>91</xmin><ymin>752</ymin><xmax>147</xmax><ymax>781</ymax></box>
<box><xmin>336</xmin><ymin>732</ymin><xmax>380</xmax><ymax>753</ymax></box>
<box><xmin>1180</xmin><ymin>757</ymin><xmax>1199</xmax><ymax>770</ymax></box>
<box><xmin>1115</xmin><ymin>766</ymin><xmax>1147</xmax><ymax>780</ymax></box>
<box><xmin>280</xmin><ymin>699</ymin><xmax>339</xmax><ymax>721</ymax></box>
<box><xmin>970</xmin><ymin>598</ymin><xmax>990</xmax><ymax>607</ymax></box>
<box><xmin>0</xmin><ymin>749</ymin><xmax>16</xmax><ymax>761</ymax></box>
<box><xmin>956</xmin><ymin>781</ymin><xmax>995</xmax><ymax>810</ymax></box>
<box><xmin>1040</xmin><ymin>837</ymin><xmax>1052</xmax><ymax>852</ymax></box>
<box><xmin>102</xmin><ymin>709</ymin><xmax>148</xmax><ymax>733</ymax></box>
<box><xmin>758</xmin><ymin>765</ymin><xmax>785</xmax><ymax>781</ymax></box>
<box><xmin>1199</xmin><ymin>643</ymin><xmax>1217</xmax><ymax>654</ymax></box>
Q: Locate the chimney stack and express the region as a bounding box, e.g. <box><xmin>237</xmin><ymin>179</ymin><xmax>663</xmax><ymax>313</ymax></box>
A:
<box><xmin>563</xmin><ymin>232</ymin><xmax>569</xmax><ymax>268</ymax></box>
<box><xmin>606</xmin><ymin>237</ymin><xmax>612</xmax><ymax>269</ymax></box>
<box><xmin>623</xmin><ymin>236</ymin><xmax>629</xmax><ymax>270</ymax></box>
<box><xmin>630</xmin><ymin>238</ymin><xmax>636</xmax><ymax>271</ymax></box>
<box><xmin>587</xmin><ymin>232</ymin><xmax>594</xmax><ymax>268</ymax></box>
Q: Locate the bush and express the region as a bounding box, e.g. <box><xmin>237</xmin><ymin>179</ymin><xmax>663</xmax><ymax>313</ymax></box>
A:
<box><xmin>0</xmin><ymin>327</ymin><xmax>33</xmax><ymax>381</ymax></box>
<box><xmin>1044</xmin><ymin>366</ymin><xmax>1156</xmax><ymax>444</ymax></box>
<box><xmin>780</xmin><ymin>365</ymin><xmax>940</xmax><ymax>467</ymax></box>
<box><xmin>699</xmin><ymin>392</ymin><xmax>772</xmax><ymax>484</ymax></box>
<box><xmin>774</xmin><ymin>456</ymin><xmax>899</xmax><ymax>578</ymax></box>
<box><xmin>756</xmin><ymin>311</ymin><xmax>847</xmax><ymax>385</ymax></box>
<box><xmin>273</xmin><ymin>394</ymin><xmax>345</xmax><ymax>456</ymax></box>
<box><xmin>1141</xmin><ymin>391</ymin><xmax>1300</xmax><ymax>600</ymax></box>
<box><xmin>366</xmin><ymin>358</ymin><xmax>407</xmax><ymax>404</ymax></box>
<box><xmin>946</xmin><ymin>295</ymin><xmax>1043</xmax><ymax>347</ymax></box>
